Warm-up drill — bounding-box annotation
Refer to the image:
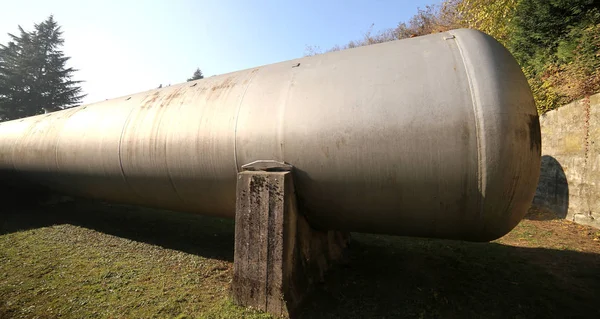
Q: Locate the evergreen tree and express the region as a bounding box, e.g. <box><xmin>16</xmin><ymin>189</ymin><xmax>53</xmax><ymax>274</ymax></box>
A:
<box><xmin>0</xmin><ymin>15</ymin><xmax>85</xmax><ymax>121</ymax></box>
<box><xmin>187</xmin><ymin>67</ymin><xmax>204</xmax><ymax>82</ymax></box>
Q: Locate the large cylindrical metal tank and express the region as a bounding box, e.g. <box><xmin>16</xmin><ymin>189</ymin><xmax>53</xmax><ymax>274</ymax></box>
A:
<box><xmin>0</xmin><ymin>29</ymin><xmax>541</xmax><ymax>241</ymax></box>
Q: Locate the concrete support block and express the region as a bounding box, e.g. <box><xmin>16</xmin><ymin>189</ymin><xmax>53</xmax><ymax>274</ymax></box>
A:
<box><xmin>232</xmin><ymin>170</ymin><xmax>350</xmax><ymax>317</ymax></box>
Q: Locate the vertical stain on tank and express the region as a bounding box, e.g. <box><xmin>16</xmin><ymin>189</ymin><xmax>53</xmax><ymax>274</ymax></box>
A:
<box><xmin>141</xmin><ymin>91</ymin><xmax>161</xmax><ymax>109</ymax></box>
<box><xmin>461</xmin><ymin>123</ymin><xmax>470</xmax><ymax>143</ymax></box>
<box><xmin>321</xmin><ymin>146</ymin><xmax>330</xmax><ymax>158</ymax></box>
<box><xmin>207</xmin><ymin>76</ymin><xmax>237</xmax><ymax>101</ymax></box>
<box><xmin>335</xmin><ymin>136</ymin><xmax>347</xmax><ymax>150</ymax></box>
<box><xmin>161</xmin><ymin>87</ymin><xmax>184</xmax><ymax>108</ymax></box>
<box><xmin>457</xmin><ymin>173</ymin><xmax>469</xmax><ymax>219</ymax></box>
<box><xmin>528</xmin><ymin>114</ymin><xmax>541</xmax><ymax>152</ymax></box>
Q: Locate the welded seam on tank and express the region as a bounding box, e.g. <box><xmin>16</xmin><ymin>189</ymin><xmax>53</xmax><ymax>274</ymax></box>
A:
<box><xmin>9</xmin><ymin>115</ymin><xmax>55</xmax><ymax>191</ymax></box>
<box><xmin>54</xmin><ymin>108</ymin><xmax>86</xmax><ymax>176</ymax></box>
<box><xmin>10</xmin><ymin>116</ymin><xmax>45</xmax><ymax>171</ymax></box>
<box><xmin>117</xmin><ymin>101</ymin><xmax>147</xmax><ymax>200</ymax></box>
<box><xmin>233</xmin><ymin>70</ymin><xmax>260</xmax><ymax>172</ymax></box>
<box><xmin>161</xmin><ymin>88</ymin><xmax>186</xmax><ymax>203</ymax></box>
<box><xmin>450</xmin><ymin>32</ymin><xmax>488</xmax><ymax>212</ymax></box>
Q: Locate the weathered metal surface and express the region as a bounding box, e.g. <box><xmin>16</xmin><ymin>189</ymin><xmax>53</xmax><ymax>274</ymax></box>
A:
<box><xmin>0</xmin><ymin>29</ymin><xmax>541</xmax><ymax>241</ymax></box>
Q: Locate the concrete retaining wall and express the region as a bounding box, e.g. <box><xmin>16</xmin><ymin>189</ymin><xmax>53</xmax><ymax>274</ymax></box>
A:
<box><xmin>533</xmin><ymin>93</ymin><xmax>600</xmax><ymax>228</ymax></box>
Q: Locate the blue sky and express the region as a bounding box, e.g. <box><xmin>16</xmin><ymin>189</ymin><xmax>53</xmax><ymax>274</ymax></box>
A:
<box><xmin>1</xmin><ymin>0</ymin><xmax>440</xmax><ymax>104</ymax></box>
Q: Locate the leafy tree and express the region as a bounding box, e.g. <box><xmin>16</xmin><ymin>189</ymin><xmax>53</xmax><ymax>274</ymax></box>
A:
<box><xmin>509</xmin><ymin>0</ymin><xmax>598</xmax><ymax>64</ymax></box>
<box><xmin>305</xmin><ymin>5</ymin><xmax>454</xmax><ymax>56</ymax></box>
<box><xmin>0</xmin><ymin>15</ymin><xmax>85</xmax><ymax>121</ymax></box>
<box><xmin>507</xmin><ymin>0</ymin><xmax>600</xmax><ymax>113</ymax></box>
<box><xmin>444</xmin><ymin>0</ymin><xmax>518</xmax><ymax>46</ymax></box>
<box><xmin>187</xmin><ymin>68</ymin><xmax>204</xmax><ymax>82</ymax></box>
<box><xmin>395</xmin><ymin>4</ymin><xmax>456</xmax><ymax>39</ymax></box>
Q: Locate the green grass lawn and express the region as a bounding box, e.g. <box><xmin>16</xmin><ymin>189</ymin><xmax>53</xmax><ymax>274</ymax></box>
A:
<box><xmin>1</xmin><ymin>201</ymin><xmax>599</xmax><ymax>318</ymax></box>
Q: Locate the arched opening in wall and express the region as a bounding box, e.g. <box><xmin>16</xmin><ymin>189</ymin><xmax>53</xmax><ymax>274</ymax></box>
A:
<box><xmin>530</xmin><ymin>155</ymin><xmax>569</xmax><ymax>220</ymax></box>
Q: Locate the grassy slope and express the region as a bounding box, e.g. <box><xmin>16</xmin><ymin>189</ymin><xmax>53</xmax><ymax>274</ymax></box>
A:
<box><xmin>1</xmin><ymin>201</ymin><xmax>599</xmax><ymax>318</ymax></box>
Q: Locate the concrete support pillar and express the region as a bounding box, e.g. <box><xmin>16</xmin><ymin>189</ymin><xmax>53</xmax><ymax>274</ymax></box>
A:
<box><xmin>232</xmin><ymin>162</ymin><xmax>350</xmax><ymax>317</ymax></box>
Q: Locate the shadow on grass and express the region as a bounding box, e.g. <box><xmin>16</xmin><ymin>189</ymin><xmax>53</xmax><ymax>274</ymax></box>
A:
<box><xmin>0</xmin><ymin>199</ymin><xmax>235</xmax><ymax>262</ymax></box>
<box><xmin>524</xmin><ymin>207</ymin><xmax>567</xmax><ymax>221</ymax></box>
<box><xmin>2</xmin><ymin>200</ymin><xmax>599</xmax><ymax>318</ymax></box>
<box><xmin>298</xmin><ymin>234</ymin><xmax>600</xmax><ymax>319</ymax></box>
